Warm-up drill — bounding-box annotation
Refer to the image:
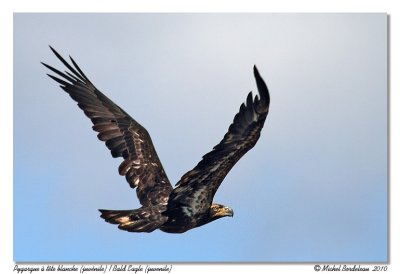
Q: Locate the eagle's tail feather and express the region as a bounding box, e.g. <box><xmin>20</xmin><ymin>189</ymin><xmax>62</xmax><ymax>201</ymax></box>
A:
<box><xmin>99</xmin><ymin>207</ymin><xmax>166</xmax><ymax>233</ymax></box>
<box><xmin>99</xmin><ymin>209</ymin><xmax>133</xmax><ymax>224</ymax></box>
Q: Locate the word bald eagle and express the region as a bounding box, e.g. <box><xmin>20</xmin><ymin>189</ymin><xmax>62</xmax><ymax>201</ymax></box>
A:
<box><xmin>42</xmin><ymin>47</ymin><xmax>270</xmax><ymax>233</ymax></box>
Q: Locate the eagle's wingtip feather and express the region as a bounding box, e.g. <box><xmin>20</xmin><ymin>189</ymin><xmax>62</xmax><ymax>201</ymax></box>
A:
<box><xmin>252</xmin><ymin>65</ymin><xmax>270</xmax><ymax>105</ymax></box>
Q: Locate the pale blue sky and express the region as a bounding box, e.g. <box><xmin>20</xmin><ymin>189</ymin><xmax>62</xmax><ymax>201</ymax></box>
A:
<box><xmin>14</xmin><ymin>13</ymin><xmax>387</xmax><ymax>262</ymax></box>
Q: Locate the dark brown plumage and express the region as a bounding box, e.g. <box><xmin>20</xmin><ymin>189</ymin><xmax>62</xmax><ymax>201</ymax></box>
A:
<box><xmin>43</xmin><ymin>46</ymin><xmax>270</xmax><ymax>233</ymax></box>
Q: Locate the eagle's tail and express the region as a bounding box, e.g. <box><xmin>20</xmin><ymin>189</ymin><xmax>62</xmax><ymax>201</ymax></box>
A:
<box><xmin>98</xmin><ymin>206</ymin><xmax>167</xmax><ymax>233</ymax></box>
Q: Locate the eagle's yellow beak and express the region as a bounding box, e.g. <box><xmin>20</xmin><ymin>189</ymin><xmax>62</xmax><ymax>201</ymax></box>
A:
<box><xmin>215</xmin><ymin>206</ymin><xmax>234</xmax><ymax>218</ymax></box>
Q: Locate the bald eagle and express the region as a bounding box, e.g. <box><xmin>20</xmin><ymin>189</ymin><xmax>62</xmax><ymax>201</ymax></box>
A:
<box><xmin>42</xmin><ymin>47</ymin><xmax>270</xmax><ymax>233</ymax></box>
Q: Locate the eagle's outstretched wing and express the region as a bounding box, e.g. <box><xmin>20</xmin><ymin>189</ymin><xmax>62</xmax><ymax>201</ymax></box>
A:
<box><xmin>167</xmin><ymin>66</ymin><xmax>270</xmax><ymax>216</ymax></box>
<box><xmin>42</xmin><ymin>47</ymin><xmax>172</xmax><ymax>206</ymax></box>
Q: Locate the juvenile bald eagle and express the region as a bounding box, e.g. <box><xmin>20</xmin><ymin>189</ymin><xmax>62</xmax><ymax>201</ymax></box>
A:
<box><xmin>42</xmin><ymin>47</ymin><xmax>270</xmax><ymax>233</ymax></box>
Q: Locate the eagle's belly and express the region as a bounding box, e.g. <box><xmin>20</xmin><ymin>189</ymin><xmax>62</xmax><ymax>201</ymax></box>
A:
<box><xmin>160</xmin><ymin>212</ymin><xmax>209</xmax><ymax>233</ymax></box>
<box><xmin>159</xmin><ymin>219</ymin><xmax>195</xmax><ymax>233</ymax></box>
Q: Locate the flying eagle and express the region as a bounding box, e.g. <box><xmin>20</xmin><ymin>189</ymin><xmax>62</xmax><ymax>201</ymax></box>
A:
<box><xmin>42</xmin><ymin>47</ymin><xmax>270</xmax><ymax>233</ymax></box>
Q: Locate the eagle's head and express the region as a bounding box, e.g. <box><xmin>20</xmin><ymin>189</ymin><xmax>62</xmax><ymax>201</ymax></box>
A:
<box><xmin>209</xmin><ymin>203</ymin><xmax>234</xmax><ymax>221</ymax></box>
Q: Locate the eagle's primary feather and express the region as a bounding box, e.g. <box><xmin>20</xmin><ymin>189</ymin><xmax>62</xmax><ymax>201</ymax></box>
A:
<box><xmin>43</xmin><ymin>46</ymin><xmax>270</xmax><ymax>233</ymax></box>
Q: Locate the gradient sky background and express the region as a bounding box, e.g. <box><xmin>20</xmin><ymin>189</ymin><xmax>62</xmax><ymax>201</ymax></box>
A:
<box><xmin>14</xmin><ymin>13</ymin><xmax>387</xmax><ymax>262</ymax></box>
